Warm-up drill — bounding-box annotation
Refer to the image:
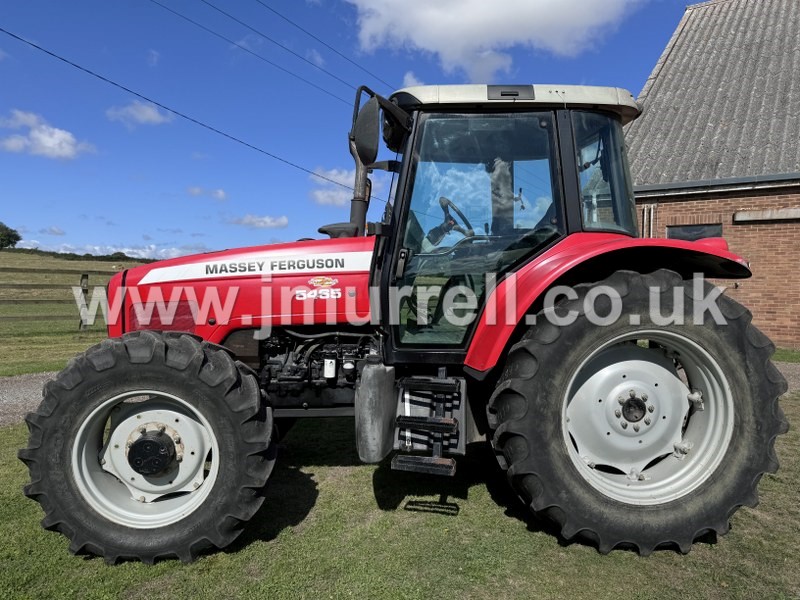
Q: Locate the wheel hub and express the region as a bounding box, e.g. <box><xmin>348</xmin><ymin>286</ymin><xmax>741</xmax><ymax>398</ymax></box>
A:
<box><xmin>565</xmin><ymin>344</ymin><xmax>691</xmax><ymax>477</ymax></box>
<box><xmin>93</xmin><ymin>400</ymin><xmax>213</xmax><ymax>509</ymax></box>
<box><xmin>127</xmin><ymin>430</ymin><xmax>176</xmax><ymax>476</ymax></box>
<box><xmin>622</xmin><ymin>397</ymin><xmax>647</xmax><ymax>423</ymax></box>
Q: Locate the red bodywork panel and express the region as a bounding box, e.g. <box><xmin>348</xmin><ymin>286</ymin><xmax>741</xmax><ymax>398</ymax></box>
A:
<box><xmin>109</xmin><ymin>237</ymin><xmax>375</xmax><ymax>344</ymax></box>
<box><xmin>463</xmin><ymin>233</ymin><xmax>751</xmax><ymax>373</ymax></box>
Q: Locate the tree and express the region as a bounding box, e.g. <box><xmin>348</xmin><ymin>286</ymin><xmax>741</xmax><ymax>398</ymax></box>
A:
<box><xmin>0</xmin><ymin>222</ymin><xmax>21</xmax><ymax>250</ymax></box>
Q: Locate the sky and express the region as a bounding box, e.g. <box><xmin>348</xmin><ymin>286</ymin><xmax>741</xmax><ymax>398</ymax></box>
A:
<box><xmin>0</xmin><ymin>0</ymin><xmax>687</xmax><ymax>259</ymax></box>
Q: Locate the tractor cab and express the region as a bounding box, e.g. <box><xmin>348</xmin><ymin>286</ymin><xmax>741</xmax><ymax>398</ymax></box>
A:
<box><xmin>344</xmin><ymin>85</ymin><xmax>641</xmax><ymax>360</ymax></box>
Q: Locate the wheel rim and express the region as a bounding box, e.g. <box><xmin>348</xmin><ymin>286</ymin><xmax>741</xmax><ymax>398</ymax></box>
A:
<box><xmin>562</xmin><ymin>330</ymin><xmax>734</xmax><ymax>505</ymax></box>
<box><xmin>71</xmin><ymin>390</ymin><xmax>219</xmax><ymax>528</ymax></box>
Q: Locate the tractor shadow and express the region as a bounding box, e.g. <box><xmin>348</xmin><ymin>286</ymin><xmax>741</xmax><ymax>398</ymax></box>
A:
<box><xmin>226</xmin><ymin>417</ymin><xmax>360</xmax><ymax>551</ymax></box>
<box><xmin>231</xmin><ymin>418</ymin><xmax>561</xmax><ymax>553</ymax></box>
<box><xmin>371</xmin><ymin>441</ymin><xmax>557</xmax><ymax>538</ymax></box>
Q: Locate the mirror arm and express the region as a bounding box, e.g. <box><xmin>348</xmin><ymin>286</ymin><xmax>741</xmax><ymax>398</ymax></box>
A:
<box><xmin>368</xmin><ymin>160</ymin><xmax>401</xmax><ymax>173</ymax></box>
<box><xmin>374</xmin><ymin>96</ymin><xmax>411</xmax><ymax>130</ymax></box>
<box><xmin>348</xmin><ymin>137</ymin><xmax>370</xmax><ymax>237</ymax></box>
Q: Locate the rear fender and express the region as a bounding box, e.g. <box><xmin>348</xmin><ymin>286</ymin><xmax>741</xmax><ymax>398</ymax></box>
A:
<box><xmin>463</xmin><ymin>233</ymin><xmax>751</xmax><ymax>375</ymax></box>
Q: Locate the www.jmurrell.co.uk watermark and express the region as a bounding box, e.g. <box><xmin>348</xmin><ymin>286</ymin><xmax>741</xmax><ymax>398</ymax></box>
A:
<box><xmin>73</xmin><ymin>272</ymin><xmax>728</xmax><ymax>337</ymax></box>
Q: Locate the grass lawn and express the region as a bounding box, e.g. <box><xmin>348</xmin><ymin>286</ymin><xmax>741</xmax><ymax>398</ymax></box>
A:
<box><xmin>1</xmin><ymin>393</ymin><xmax>797</xmax><ymax>599</ymax></box>
<box><xmin>773</xmin><ymin>348</ymin><xmax>800</xmax><ymax>363</ymax></box>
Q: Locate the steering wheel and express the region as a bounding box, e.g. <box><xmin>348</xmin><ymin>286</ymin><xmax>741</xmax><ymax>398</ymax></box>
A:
<box><xmin>425</xmin><ymin>196</ymin><xmax>474</xmax><ymax>246</ymax></box>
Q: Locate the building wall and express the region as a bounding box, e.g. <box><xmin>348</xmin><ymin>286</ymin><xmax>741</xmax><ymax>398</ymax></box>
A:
<box><xmin>636</xmin><ymin>186</ymin><xmax>800</xmax><ymax>349</ymax></box>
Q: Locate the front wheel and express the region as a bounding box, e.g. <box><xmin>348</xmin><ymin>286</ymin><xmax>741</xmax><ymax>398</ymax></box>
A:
<box><xmin>19</xmin><ymin>331</ymin><xmax>276</xmax><ymax>563</ymax></box>
<box><xmin>488</xmin><ymin>269</ymin><xmax>788</xmax><ymax>554</ymax></box>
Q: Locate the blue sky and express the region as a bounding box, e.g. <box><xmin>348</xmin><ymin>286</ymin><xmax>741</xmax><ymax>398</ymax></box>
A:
<box><xmin>0</xmin><ymin>0</ymin><xmax>686</xmax><ymax>259</ymax></box>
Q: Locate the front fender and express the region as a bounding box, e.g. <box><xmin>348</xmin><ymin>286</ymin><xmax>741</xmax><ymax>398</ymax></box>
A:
<box><xmin>464</xmin><ymin>232</ymin><xmax>750</xmax><ymax>374</ymax></box>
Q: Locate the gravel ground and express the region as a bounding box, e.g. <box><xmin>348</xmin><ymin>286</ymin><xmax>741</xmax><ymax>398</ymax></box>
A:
<box><xmin>1</xmin><ymin>364</ymin><xmax>798</xmax><ymax>428</ymax></box>
<box><xmin>780</xmin><ymin>361</ymin><xmax>800</xmax><ymax>396</ymax></box>
<box><xmin>0</xmin><ymin>371</ymin><xmax>55</xmax><ymax>428</ymax></box>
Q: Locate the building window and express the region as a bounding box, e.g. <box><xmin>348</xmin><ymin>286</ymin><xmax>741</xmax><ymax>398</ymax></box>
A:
<box><xmin>666</xmin><ymin>224</ymin><xmax>723</xmax><ymax>241</ymax></box>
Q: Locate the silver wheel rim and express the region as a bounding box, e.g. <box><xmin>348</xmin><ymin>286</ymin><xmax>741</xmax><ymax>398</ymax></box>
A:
<box><xmin>562</xmin><ymin>330</ymin><xmax>734</xmax><ymax>505</ymax></box>
<box><xmin>71</xmin><ymin>390</ymin><xmax>219</xmax><ymax>528</ymax></box>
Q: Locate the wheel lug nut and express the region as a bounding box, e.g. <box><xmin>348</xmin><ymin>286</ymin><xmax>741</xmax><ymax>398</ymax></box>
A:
<box><xmin>173</xmin><ymin>436</ymin><xmax>181</xmax><ymax>444</ymax></box>
<box><xmin>642</xmin><ymin>394</ymin><xmax>648</xmax><ymax>401</ymax></box>
<box><xmin>621</xmin><ymin>422</ymin><xmax>628</xmax><ymax>429</ymax></box>
<box><xmin>644</xmin><ymin>417</ymin><xmax>651</xmax><ymax>426</ymax></box>
<box><xmin>633</xmin><ymin>424</ymin><xmax>640</xmax><ymax>432</ymax></box>
<box><xmin>158</xmin><ymin>425</ymin><xmax>166</xmax><ymax>433</ymax></box>
<box><xmin>139</xmin><ymin>426</ymin><xmax>147</xmax><ymax>434</ymax></box>
<box><xmin>648</xmin><ymin>405</ymin><xmax>655</xmax><ymax>413</ymax></box>
<box><xmin>629</xmin><ymin>390</ymin><xmax>636</xmax><ymax>398</ymax></box>
<box><xmin>614</xmin><ymin>409</ymin><xmax>621</xmax><ymax>418</ymax></box>
<box><xmin>618</xmin><ymin>397</ymin><xmax>625</xmax><ymax>405</ymax></box>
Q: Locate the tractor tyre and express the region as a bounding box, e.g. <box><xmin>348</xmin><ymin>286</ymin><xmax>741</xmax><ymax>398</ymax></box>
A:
<box><xmin>487</xmin><ymin>269</ymin><xmax>788</xmax><ymax>555</ymax></box>
<box><xmin>19</xmin><ymin>331</ymin><xmax>276</xmax><ymax>564</ymax></box>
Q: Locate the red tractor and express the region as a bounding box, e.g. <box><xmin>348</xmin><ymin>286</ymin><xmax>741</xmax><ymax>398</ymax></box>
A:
<box><xmin>20</xmin><ymin>84</ymin><xmax>788</xmax><ymax>563</ymax></box>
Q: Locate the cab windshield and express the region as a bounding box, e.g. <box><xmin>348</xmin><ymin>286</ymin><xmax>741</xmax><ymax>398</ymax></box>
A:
<box><xmin>396</xmin><ymin>111</ymin><xmax>563</xmax><ymax>346</ymax></box>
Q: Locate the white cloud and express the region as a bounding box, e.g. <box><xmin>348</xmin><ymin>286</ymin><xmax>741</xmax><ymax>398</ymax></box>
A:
<box><xmin>106</xmin><ymin>100</ymin><xmax>173</xmax><ymax>128</ymax></box>
<box><xmin>402</xmin><ymin>71</ymin><xmax>424</xmax><ymax>87</ymax></box>
<box><xmin>233</xmin><ymin>34</ymin><xmax>264</xmax><ymax>52</ymax></box>
<box><xmin>346</xmin><ymin>0</ymin><xmax>642</xmax><ymax>81</ymax></box>
<box><xmin>16</xmin><ymin>240</ymin><xmax>207</xmax><ymax>260</ymax></box>
<box><xmin>309</xmin><ymin>168</ymin><xmax>355</xmax><ymax>206</ymax></box>
<box><xmin>306</xmin><ymin>48</ymin><xmax>326</xmax><ymax>67</ymax></box>
<box><xmin>186</xmin><ymin>186</ymin><xmax>227</xmax><ymax>201</ymax></box>
<box><xmin>229</xmin><ymin>214</ymin><xmax>289</xmax><ymax>229</ymax></box>
<box><xmin>39</xmin><ymin>226</ymin><xmax>66</xmax><ymax>236</ymax></box>
<box><xmin>0</xmin><ymin>110</ymin><xmax>94</xmax><ymax>160</ymax></box>
<box><xmin>147</xmin><ymin>49</ymin><xmax>160</xmax><ymax>67</ymax></box>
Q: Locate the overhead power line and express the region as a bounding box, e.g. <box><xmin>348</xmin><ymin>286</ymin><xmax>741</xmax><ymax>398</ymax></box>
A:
<box><xmin>0</xmin><ymin>27</ymin><xmax>353</xmax><ymax>191</ymax></box>
<box><xmin>146</xmin><ymin>0</ymin><xmax>350</xmax><ymax>106</ymax></box>
<box><xmin>196</xmin><ymin>0</ymin><xmax>358</xmax><ymax>92</ymax></box>
<box><xmin>250</xmin><ymin>0</ymin><xmax>396</xmax><ymax>91</ymax></box>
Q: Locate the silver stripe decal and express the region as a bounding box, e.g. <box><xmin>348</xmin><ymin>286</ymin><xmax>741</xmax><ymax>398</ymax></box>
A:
<box><xmin>138</xmin><ymin>250</ymin><xmax>373</xmax><ymax>285</ymax></box>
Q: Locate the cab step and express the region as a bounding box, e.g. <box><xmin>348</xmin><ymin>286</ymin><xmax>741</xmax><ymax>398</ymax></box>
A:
<box><xmin>399</xmin><ymin>376</ymin><xmax>461</xmax><ymax>394</ymax></box>
<box><xmin>391</xmin><ymin>367</ymin><xmax>465</xmax><ymax>477</ymax></box>
<box><xmin>395</xmin><ymin>415</ymin><xmax>458</xmax><ymax>434</ymax></box>
<box><xmin>391</xmin><ymin>455</ymin><xmax>457</xmax><ymax>477</ymax></box>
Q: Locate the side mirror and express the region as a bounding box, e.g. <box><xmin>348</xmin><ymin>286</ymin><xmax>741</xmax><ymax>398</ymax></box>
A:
<box><xmin>352</xmin><ymin>96</ymin><xmax>380</xmax><ymax>166</ymax></box>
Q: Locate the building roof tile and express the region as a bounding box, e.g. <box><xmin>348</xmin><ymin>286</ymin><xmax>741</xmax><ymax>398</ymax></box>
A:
<box><xmin>625</xmin><ymin>0</ymin><xmax>800</xmax><ymax>187</ymax></box>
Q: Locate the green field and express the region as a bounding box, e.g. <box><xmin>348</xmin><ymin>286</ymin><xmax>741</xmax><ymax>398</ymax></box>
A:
<box><xmin>1</xmin><ymin>394</ymin><xmax>798</xmax><ymax>599</ymax></box>
<box><xmin>0</xmin><ymin>251</ymin><xmax>144</xmax><ymax>376</ymax></box>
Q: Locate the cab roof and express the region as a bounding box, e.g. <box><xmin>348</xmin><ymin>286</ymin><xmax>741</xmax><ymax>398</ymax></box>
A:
<box><xmin>390</xmin><ymin>84</ymin><xmax>641</xmax><ymax>125</ymax></box>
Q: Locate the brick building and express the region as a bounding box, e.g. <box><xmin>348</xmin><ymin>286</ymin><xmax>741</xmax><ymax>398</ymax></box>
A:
<box><xmin>625</xmin><ymin>0</ymin><xmax>800</xmax><ymax>349</ymax></box>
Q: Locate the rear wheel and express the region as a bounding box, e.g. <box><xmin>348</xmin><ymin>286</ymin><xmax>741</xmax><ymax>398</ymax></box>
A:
<box><xmin>487</xmin><ymin>269</ymin><xmax>788</xmax><ymax>554</ymax></box>
<box><xmin>19</xmin><ymin>331</ymin><xmax>276</xmax><ymax>563</ymax></box>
